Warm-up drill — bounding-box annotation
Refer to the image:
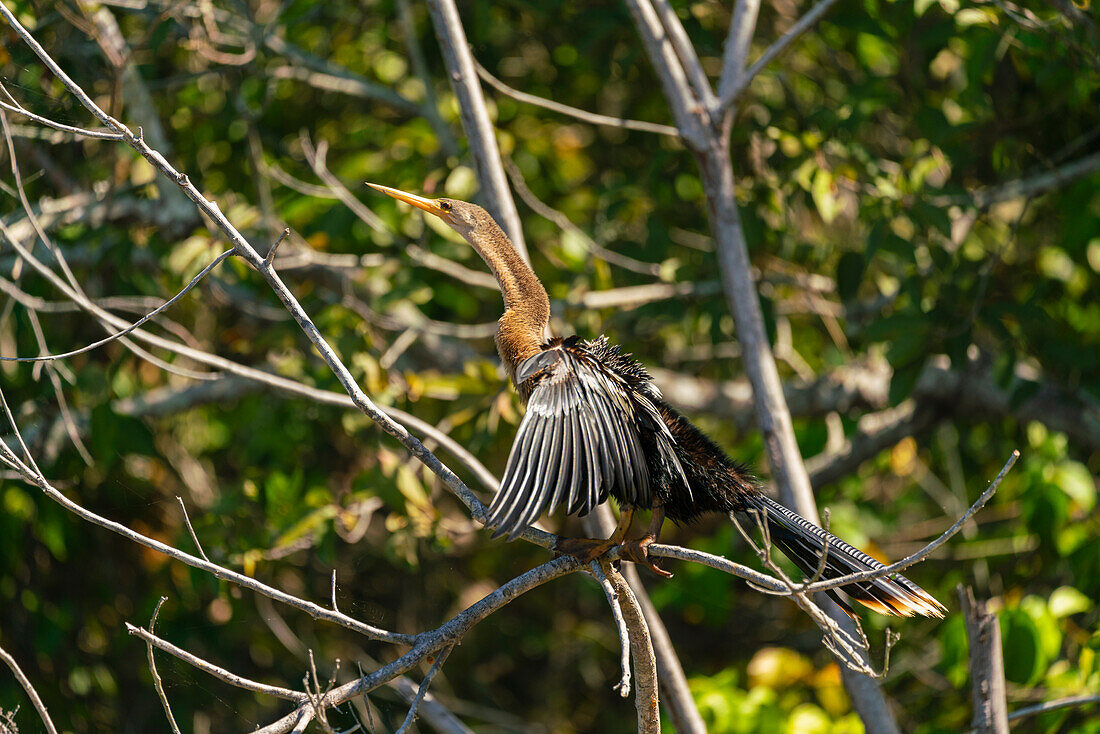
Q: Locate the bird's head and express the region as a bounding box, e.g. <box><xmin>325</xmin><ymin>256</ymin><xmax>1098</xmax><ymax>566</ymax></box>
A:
<box><xmin>367</xmin><ymin>183</ymin><xmax>490</xmax><ymax>242</ymax></box>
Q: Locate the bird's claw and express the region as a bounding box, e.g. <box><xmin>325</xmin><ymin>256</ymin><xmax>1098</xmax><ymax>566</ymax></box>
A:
<box><xmin>620</xmin><ymin>536</ymin><xmax>672</xmax><ymax>578</ymax></box>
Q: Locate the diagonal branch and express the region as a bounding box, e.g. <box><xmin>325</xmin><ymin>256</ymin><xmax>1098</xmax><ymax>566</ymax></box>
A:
<box><xmin>127</xmin><ymin>621</ymin><xmax>308</xmax><ymax>702</ymax></box>
<box><xmin>476</xmin><ymin>60</ymin><xmax>679</xmax><ymax>137</ymax></box>
<box><xmin>716</xmin><ymin>0</ymin><xmax>762</xmax><ymax>107</ymax></box>
<box><xmin>719</xmin><ymin>0</ymin><xmax>843</xmax><ymax>110</ymax></box>
<box><xmin>621</xmin><ymin>0</ymin><xmax>709</xmax><ymax>148</ymax></box>
<box><xmin>423</xmin><ymin>0</ymin><xmax>529</xmax><ymax>260</ymax></box>
<box><xmin>649</xmin><ymin>0</ymin><xmax>716</xmax><ymax>110</ymax></box>
<box><xmin>0</xmin><ymin>642</ymin><xmax>60</xmax><ymax>734</ymax></box>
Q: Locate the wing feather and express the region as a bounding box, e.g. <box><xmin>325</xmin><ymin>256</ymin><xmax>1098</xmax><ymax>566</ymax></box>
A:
<box><xmin>487</xmin><ymin>339</ymin><xmax>680</xmax><ymax>539</ymax></box>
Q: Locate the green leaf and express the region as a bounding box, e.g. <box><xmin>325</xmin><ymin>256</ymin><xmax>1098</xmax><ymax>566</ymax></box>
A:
<box><xmin>1000</xmin><ymin>608</ymin><xmax>1046</xmax><ymax>685</ymax></box>
<box><xmin>836</xmin><ymin>251</ymin><xmax>866</xmax><ymax>301</ymax></box>
<box><xmin>812</xmin><ymin>169</ymin><xmax>840</xmax><ymax>224</ymax></box>
<box><xmin>1049</xmin><ymin>586</ymin><xmax>1092</xmax><ymax>618</ymax></box>
<box><xmin>1051</xmin><ymin>461</ymin><xmax>1097</xmax><ymax>511</ymax></box>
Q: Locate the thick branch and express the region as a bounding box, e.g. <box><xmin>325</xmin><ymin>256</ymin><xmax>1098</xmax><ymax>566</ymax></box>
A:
<box><xmin>423</xmin><ymin>0</ymin><xmax>529</xmax><ymax>260</ymax></box>
<box><xmin>958</xmin><ymin>586</ymin><xmax>1010</xmax><ymax>734</ymax></box>
<box><xmin>608</xmin><ymin>569</ymin><xmax>660</xmax><ymax>734</ymax></box>
<box><xmin>621</xmin><ymin>0</ymin><xmax>709</xmax><ymax>148</ymax></box>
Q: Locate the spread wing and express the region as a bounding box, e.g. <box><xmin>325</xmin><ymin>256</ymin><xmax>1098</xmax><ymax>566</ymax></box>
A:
<box><xmin>486</xmin><ymin>340</ymin><xmax>682</xmax><ymax>540</ymax></box>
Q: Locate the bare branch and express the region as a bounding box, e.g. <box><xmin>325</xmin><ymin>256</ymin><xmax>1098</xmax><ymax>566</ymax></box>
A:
<box><xmin>650</xmin><ymin>0</ymin><xmax>716</xmax><ymax>109</ymax></box>
<box><xmin>801</xmin><ymin>451</ymin><xmax>1018</xmax><ymax>594</ymax></box>
<box><xmin>716</xmin><ymin>0</ymin><xmax>761</xmax><ymax>106</ymax></box>
<box><xmin>299</xmin><ymin>134</ymin><xmax>389</xmax><ymax>236</ymax></box>
<box><xmin>126</xmin><ymin>623</ymin><xmax>307</xmax><ymax>702</ymax></box>
<box><xmin>176</xmin><ymin>497</ymin><xmax>210</xmax><ymax>562</ymax></box>
<box><xmin>503</xmin><ymin>157</ymin><xmax>665</xmax><ymax>277</ymax></box>
<box><xmin>932</xmin><ymin>150</ymin><xmax>1100</xmax><ymax>209</ymax></box>
<box><xmin>424</xmin><ymin>0</ymin><xmax>530</xmax><ymax>261</ymax></box>
<box><xmin>0</xmin><ymin>88</ymin><xmax>123</xmax><ymax>140</ymax></box>
<box><xmin>475</xmin><ymin>60</ymin><xmax>679</xmax><ymax>137</ymax></box>
<box><xmin>957</xmin><ymin>586</ymin><xmax>1009</xmax><ymax>734</ymax></box>
<box><xmin>590</xmin><ymin>561</ymin><xmax>632</xmax><ymax>698</ymax></box>
<box><xmin>394</xmin><ymin>646</ymin><xmax>453</xmax><ymax>734</ymax></box>
<box><xmin>265</xmin><ymin>228</ymin><xmax>292</xmax><ymax>267</ymax></box>
<box><xmin>621</xmin><ymin>0</ymin><xmax>709</xmax><ymax>148</ymax></box>
<box><xmin>584</xmin><ymin>502</ymin><xmax>706</xmax><ymax>733</ymax></box>
<box><xmin>143</xmin><ymin>597</ymin><xmax>183</xmax><ymax>734</ymax></box>
<box><xmin>263</xmin><ymin>34</ymin><xmax>419</xmax><ymax>114</ymax></box>
<box><xmin>608</xmin><ymin>569</ymin><xmax>660</xmax><ymax>734</ymax></box>
<box><xmin>0</xmin><ymin>249</ymin><xmax>235</xmax><ymax>363</ymax></box>
<box><xmin>396</xmin><ymin>0</ymin><xmax>460</xmax><ymax>157</ymax></box>
<box><xmin>407</xmin><ymin>244</ymin><xmax>499</xmax><ymax>290</ymax></box>
<box><xmin>1005</xmin><ymin>694</ymin><xmax>1100</xmax><ymax>724</ymax></box>
<box><xmin>617</xmin><ymin>564</ymin><xmax>706</xmax><ymax>734</ymax></box>
<box><xmin>806</xmin><ymin>401</ymin><xmax>939</xmax><ymax>488</ymax></box>
<box><xmin>253</xmin><ymin>557</ymin><xmax>580</xmax><ymax>734</ymax></box>
<box><xmin>0</xmin><ymin>642</ymin><xmax>60</xmax><ymax>734</ymax></box>
<box><xmin>719</xmin><ymin>0</ymin><xmax>844</xmax><ymax>110</ymax></box>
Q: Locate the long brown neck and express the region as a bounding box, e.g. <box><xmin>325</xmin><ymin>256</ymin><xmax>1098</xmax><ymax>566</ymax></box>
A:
<box><xmin>464</xmin><ymin>220</ymin><xmax>550</xmax><ymax>385</ymax></box>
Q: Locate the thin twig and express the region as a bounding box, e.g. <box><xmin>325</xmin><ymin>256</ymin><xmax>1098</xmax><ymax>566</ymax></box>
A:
<box><xmin>475</xmin><ymin>60</ymin><xmax>679</xmax><ymax>137</ymax></box>
<box><xmin>144</xmin><ymin>597</ymin><xmax>183</xmax><ymax>734</ymax></box>
<box><xmin>802</xmin><ymin>451</ymin><xmax>1018</xmax><ymax>594</ymax></box>
<box><xmin>0</xmin><ymin>642</ymin><xmax>60</xmax><ymax>734</ymax></box>
<box><xmin>331</xmin><ymin>570</ymin><xmax>340</xmax><ymax>613</ymax></box>
<box><xmin>127</xmin><ymin>623</ymin><xmax>307</xmax><ymax>701</ymax></box>
<box><xmin>1005</xmin><ymin>694</ymin><xmax>1100</xmax><ymax>724</ymax></box>
<box><xmin>175</xmin><ymin>496</ymin><xmax>210</xmax><ymax>562</ymax></box>
<box><xmin>589</xmin><ymin>561</ymin><xmax>632</xmax><ymax>698</ymax></box>
<box><xmin>394</xmin><ymin>646</ymin><xmax>453</xmax><ymax>734</ymax></box>
<box><xmin>0</xmin><ymin>249</ymin><xmax>233</xmax><ymax>364</ymax></box>
<box><xmin>265</xmin><ymin>227</ymin><xmax>291</xmax><ymax>267</ymax></box>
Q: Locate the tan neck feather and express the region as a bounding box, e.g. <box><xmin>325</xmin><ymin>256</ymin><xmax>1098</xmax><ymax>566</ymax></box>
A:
<box><xmin>465</xmin><ymin>220</ymin><xmax>549</xmax><ymax>383</ymax></box>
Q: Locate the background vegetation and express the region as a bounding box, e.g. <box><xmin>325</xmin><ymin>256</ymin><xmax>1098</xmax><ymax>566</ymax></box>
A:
<box><xmin>1</xmin><ymin>0</ymin><xmax>1098</xmax><ymax>731</ymax></box>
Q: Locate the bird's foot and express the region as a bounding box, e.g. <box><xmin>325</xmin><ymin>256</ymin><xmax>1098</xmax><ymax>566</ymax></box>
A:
<box><xmin>620</xmin><ymin>536</ymin><xmax>672</xmax><ymax>578</ymax></box>
<box><xmin>554</xmin><ymin>537</ymin><xmax>616</xmax><ymax>565</ymax></box>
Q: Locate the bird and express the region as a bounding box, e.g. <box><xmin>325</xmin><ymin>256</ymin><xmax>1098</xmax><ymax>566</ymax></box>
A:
<box><xmin>368</xmin><ymin>183</ymin><xmax>946</xmax><ymax>618</ymax></box>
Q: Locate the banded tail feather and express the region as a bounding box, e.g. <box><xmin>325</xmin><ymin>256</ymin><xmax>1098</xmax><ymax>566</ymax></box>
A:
<box><xmin>744</xmin><ymin>495</ymin><xmax>946</xmax><ymax>618</ymax></box>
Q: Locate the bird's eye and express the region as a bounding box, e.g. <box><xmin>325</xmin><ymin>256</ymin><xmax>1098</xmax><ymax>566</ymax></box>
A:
<box><xmin>440</xmin><ymin>201</ymin><xmax>452</xmax><ymax>211</ymax></box>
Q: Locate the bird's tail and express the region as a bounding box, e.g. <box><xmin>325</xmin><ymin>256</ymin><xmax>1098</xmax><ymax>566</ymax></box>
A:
<box><xmin>742</xmin><ymin>494</ymin><xmax>946</xmax><ymax>618</ymax></box>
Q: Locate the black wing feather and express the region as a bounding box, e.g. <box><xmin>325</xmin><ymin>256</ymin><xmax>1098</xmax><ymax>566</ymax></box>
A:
<box><xmin>486</xmin><ymin>339</ymin><xmax>680</xmax><ymax>540</ymax></box>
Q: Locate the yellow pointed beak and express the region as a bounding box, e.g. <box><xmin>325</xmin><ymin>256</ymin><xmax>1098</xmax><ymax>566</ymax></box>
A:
<box><xmin>366</xmin><ymin>183</ymin><xmax>447</xmax><ymax>218</ymax></box>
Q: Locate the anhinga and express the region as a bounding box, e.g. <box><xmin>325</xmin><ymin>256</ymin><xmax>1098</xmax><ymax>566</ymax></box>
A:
<box><xmin>368</xmin><ymin>183</ymin><xmax>946</xmax><ymax>619</ymax></box>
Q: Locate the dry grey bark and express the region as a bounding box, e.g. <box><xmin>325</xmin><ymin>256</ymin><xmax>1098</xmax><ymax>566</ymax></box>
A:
<box><xmin>958</xmin><ymin>586</ymin><xmax>1010</xmax><ymax>734</ymax></box>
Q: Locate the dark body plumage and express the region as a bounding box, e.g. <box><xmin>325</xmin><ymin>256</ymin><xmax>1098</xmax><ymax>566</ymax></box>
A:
<box><xmin>488</xmin><ymin>336</ymin><xmax>945</xmax><ymax>618</ymax></box>
<box><xmin>367</xmin><ymin>184</ymin><xmax>946</xmax><ymax>618</ymax></box>
<box><xmin>490</xmin><ymin>336</ymin><xmax>754</xmax><ymax>533</ymax></box>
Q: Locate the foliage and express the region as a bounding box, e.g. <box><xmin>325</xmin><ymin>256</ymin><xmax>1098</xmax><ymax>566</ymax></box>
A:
<box><xmin>0</xmin><ymin>0</ymin><xmax>1098</xmax><ymax>731</ymax></box>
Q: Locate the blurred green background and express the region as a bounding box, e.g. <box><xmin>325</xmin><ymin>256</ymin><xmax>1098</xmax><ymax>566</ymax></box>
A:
<box><xmin>1</xmin><ymin>0</ymin><xmax>1098</xmax><ymax>731</ymax></box>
